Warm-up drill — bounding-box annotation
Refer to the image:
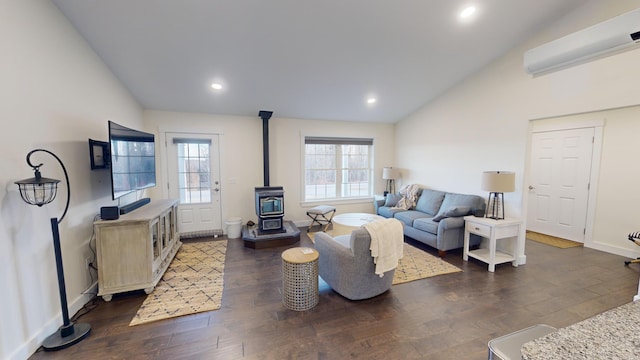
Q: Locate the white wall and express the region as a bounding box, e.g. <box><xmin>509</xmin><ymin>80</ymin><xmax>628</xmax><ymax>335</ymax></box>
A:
<box><xmin>272</xmin><ymin>116</ymin><xmax>395</xmax><ymax>221</ymax></box>
<box><xmin>396</xmin><ymin>0</ymin><xmax>640</xmax><ymax>259</ymax></box>
<box><xmin>145</xmin><ymin>110</ymin><xmax>395</xmax><ymax>228</ymax></box>
<box><xmin>0</xmin><ymin>1</ymin><xmax>143</xmax><ymax>359</ymax></box>
<box><xmin>581</xmin><ymin>106</ymin><xmax>640</xmax><ymax>256</ymax></box>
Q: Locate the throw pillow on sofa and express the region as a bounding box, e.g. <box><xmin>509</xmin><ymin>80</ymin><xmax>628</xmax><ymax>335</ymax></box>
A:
<box><xmin>384</xmin><ymin>193</ymin><xmax>401</xmax><ymax>207</ymax></box>
<box><xmin>414</xmin><ymin>189</ymin><xmax>446</xmax><ymax>216</ymax></box>
<box><xmin>432</xmin><ymin>206</ymin><xmax>471</xmax><ymax>222</ymax></box>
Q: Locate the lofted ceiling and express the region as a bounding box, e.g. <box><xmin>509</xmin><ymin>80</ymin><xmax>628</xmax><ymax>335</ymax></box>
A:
<box><xmin>52</xmin><ymin>0</ymin><xmax>587</xmax><ymax>123</ymax></box>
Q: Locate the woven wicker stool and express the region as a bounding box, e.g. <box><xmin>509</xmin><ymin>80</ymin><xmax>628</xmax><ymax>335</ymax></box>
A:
<box><xmin>281</xmin><ymin>247</ymin><xmax>319</xmax><ymax>311</ymax></box>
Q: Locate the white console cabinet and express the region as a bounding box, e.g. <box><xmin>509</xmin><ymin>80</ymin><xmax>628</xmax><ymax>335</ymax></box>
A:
<box><xmin>94</xmin><ymin>199</ymin><xmax>181</xmax><ymax>301</ymax></box>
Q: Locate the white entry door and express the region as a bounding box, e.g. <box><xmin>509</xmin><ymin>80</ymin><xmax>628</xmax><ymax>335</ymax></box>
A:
<box><xmin>527</xmin><ymin>128</ymin><xmax>594</xmax><ymax>242</ymax></box>
<box><xmin>166</xmin><ymin>133</ymin><xmax>222</xmax><ymax>235</ymax></box>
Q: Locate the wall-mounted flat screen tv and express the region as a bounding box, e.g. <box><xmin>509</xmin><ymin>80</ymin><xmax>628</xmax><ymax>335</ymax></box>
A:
<box><xmin>108</xmin><ymin>121</ymin><xmax>156</xmax><ymax>200</ymax></box>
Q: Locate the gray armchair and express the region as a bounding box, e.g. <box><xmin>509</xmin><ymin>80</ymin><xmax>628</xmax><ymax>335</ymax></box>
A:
<box><xmin>314</xmin><ymin>228</ymin><xmax>396</xmax><ymax>300</ymax></box>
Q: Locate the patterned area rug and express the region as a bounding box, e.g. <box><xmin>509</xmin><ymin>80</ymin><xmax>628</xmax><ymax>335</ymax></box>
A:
<box><xmin>129</xmin><ymin>240</ymin><xmax>227</xmax><ymax>326</ymax></box>
<box><xmin>392</xmin><ymin>242</ymin><xmax>462</xmax><ymax>284</ymax></box>
<box><xmin>526</xmin><ymin>231</ymin><xmax>583</xmax><ymax>248</ymax></box>
<box><xmin>308</xmin><ymin>231</ymin><xmax>462</xmax><ymax>284</ymax></box>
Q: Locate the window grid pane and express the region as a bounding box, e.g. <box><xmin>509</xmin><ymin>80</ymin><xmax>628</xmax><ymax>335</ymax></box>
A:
<box><xmin>177</xmin><ymin>142</ymin><xmax>211</xmax><ymax>204</ymax></box>
<box><xmin>340</xmin><ymin>145</ymin><xmax>370</xmax><ymax>197</ymax></box>
<box><xmin>304</xmin><ymin>142</ymin><xmax>371</xmax><ymax>201</ymax></box>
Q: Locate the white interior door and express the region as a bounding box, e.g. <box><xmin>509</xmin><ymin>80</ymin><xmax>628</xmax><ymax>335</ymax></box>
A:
<box><xmin>166</xmin><ymin>133</ymin><xmax>222</xmax><ymax>235</ymax></box>
<box><xmin>527</xmin><ymin>128</ymin><xmax>595</xmax><ymax>242</ymax></box>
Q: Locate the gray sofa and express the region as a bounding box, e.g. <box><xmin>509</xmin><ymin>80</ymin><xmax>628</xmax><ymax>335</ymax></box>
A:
<box><xmin>314</xmin><ymin>228</ymin><xmax>396</xmax><ymax>300</ymax></box>
<box><xmin>375</xmin><ymin>188</ymin><xmax>485</xmax><ymax>257</ymax></box>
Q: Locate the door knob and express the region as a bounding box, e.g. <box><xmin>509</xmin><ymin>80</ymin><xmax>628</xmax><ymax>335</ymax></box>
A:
<box><xmin>214</xmin><ymin>188</ymin><xmax>220</xmax><ymax>192</ymax></box>
<box><xmin>528</xmin><ymin>185</ymin><xmax>535</xmax><ymax>190</ymax></box>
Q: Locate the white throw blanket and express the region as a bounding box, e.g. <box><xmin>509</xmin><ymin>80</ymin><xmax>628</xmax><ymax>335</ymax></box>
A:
<box><xmin>393</xmin><ymin>184</ymin><xmax>420</xmax><ymax>210</ymax></box>
<box><xmin>363</xmin><ymin>218</ymin><xmax>404</xmax><ymax>277</ymax></box>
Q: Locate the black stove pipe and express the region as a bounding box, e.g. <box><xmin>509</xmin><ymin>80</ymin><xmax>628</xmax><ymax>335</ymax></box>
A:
<box><xmin>258</xmin><ymin>110</ymin><xmax>273</xmax><ymax>186</ymax></box>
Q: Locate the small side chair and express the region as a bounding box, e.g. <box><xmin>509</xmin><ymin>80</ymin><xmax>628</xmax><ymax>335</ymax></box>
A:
<box><xmin>306</xmin><ymin>205</ymin><xmax>336</xmax><ymax>232</ymax></box>
<box><xmin>624</xmin><ymin>231</ymin><xmax>640</xmax><ymax>266</ymax></box>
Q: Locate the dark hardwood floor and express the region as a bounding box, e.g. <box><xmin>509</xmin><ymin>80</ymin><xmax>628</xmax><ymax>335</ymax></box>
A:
<box><xmin>29</xmin><ymin>229</ymin><xmax>639</xmax><ymax>359</ymax></box>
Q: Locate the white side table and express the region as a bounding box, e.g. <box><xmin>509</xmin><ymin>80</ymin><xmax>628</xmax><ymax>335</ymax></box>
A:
<box><xmin>463</xmin><ymin>215</ymin><xmax>522</xmax><ymax>272</ymax></box>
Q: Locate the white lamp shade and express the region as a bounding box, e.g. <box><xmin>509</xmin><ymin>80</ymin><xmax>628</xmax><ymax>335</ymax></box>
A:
<box><xmin>481</xmin><ymin>171</ymin><xmax>515</xmax><ymax>192</ymax></box>
<box><xmin>382</xmin><ymin>167</ymin><xmax>400</xmax><ymax>180</ymax></box>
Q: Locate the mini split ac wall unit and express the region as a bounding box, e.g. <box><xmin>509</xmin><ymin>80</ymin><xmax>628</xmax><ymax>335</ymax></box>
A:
<box><xmin>524</xmin><ymin>8</ymin><xmax>640</xmax><ymax>75</ymax></box>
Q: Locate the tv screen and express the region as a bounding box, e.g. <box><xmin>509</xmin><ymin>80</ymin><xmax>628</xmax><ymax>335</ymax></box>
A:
<box><xmin>108</xmin><ymin>121</ymin><xmax>156</xmax><ymax>200</ymax></box>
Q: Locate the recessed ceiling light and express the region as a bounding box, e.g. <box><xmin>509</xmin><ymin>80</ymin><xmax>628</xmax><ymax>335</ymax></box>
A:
<box><xmin>211</xmin><ymin>83</ymin><xmax>223</xmax><ymax>90</ymax></box>
<box><xmin>460</xmin><ymin>6</ymin><xmax>476</xmax><ymax>19</ymax></box>
<box><xmin>367</xmin><ymin>98</ymin><xmax>377</xmax><ymax>104</ymax></box>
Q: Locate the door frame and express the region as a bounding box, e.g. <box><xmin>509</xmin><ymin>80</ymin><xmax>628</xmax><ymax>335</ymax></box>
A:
<box><xmin>157</xmin><ymin>124</ymin><xmax>225</xmax><ymax>232</ymax></box>
<box><xmin>525</xmin><ymin>116</ymin><xmax>604</xmax><ymax>248</ymax></box>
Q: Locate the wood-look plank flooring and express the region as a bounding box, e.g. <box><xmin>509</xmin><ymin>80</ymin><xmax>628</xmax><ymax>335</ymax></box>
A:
<box><xmin>29</xmin><ymin>229</ymin><xmax>639</xmax><ymax>359</ymax></box>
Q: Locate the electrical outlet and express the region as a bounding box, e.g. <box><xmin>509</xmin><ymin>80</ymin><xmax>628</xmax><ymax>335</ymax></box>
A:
<box><xmin>85</xmin><ymin>257</ymin><xmax>92</xmax><ymax>269</ymax></box>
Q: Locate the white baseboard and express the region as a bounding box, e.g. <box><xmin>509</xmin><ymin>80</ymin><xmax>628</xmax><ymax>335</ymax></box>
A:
<box><xmin>585</xmin><ymin>241</ymin><xmax>639</xmax><ymax>259</ymax></box>
<box><xmin>12</xmin><ymin>281</ymin><xmax>98</xmax><ymax>360</ymax></box>
<box><xmin>292</xmin><ymin>219</ymin><xmax>313</xmax><ymax>228</ymax></box>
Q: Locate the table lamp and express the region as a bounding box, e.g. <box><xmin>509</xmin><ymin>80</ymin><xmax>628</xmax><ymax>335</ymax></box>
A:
<box><xmin>382</xmin><ymin>167</ymin><xmax>399</xmax><ymax>196</ymax></box>
<box><xmin>481</xmin><ymin>171</ymin><xmax>515</xmax><ymax>220</ymax></box>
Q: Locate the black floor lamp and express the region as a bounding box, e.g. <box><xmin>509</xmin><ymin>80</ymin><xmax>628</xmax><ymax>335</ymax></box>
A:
<box><xmin>15</xmin><ymin>149</ymin><xmax>91</xmax><ymax>351</ymax></box>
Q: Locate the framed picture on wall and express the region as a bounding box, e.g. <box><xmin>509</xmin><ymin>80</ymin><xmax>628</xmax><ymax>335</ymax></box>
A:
<box><xmin>89</xmin><ymin>138</ymin><xmax>110</xmax><ymax>170</ymax></box>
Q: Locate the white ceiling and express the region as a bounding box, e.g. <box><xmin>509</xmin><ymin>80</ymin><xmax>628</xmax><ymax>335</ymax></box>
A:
<box><xmin>52</xmin><ymin>0</ymin><xmax>587</xmax><ymax>123</ymax></box>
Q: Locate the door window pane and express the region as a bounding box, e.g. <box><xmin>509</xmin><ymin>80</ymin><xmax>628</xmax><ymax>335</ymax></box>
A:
<box><xmin>177</xmin><ymin>142</ymin><xmax>211</xmax><ymax>204</ymax></box>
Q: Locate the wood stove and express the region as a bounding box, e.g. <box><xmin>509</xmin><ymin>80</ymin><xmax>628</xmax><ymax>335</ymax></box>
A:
<box><xmin>255</xmin><ymin>186</ymin><xmax>285</xmax><ymax>233</ymax></box>
<box><xmin>243</xmin><ymin>110</ymin><xmax>300</xmax><ymax>248</ymax></box>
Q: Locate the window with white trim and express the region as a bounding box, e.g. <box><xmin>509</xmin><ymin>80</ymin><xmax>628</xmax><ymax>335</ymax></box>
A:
<box><xmin>304</xmin><ymin>136</ymin><xmax>373</xmax><ymax>201</ymax></box>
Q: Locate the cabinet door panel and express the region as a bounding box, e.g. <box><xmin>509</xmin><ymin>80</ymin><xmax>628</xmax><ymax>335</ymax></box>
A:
<box><xmin>97</xmin><ymin>223</ymin><xmax>151</xmax><ymax>288</ymax></box>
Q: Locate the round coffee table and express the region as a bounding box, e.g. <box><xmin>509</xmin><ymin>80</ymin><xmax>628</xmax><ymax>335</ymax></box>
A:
<box><xmin>331</xmin><ymin>212</ymin><xmax>385</xmax><ymax>235</ymax></box>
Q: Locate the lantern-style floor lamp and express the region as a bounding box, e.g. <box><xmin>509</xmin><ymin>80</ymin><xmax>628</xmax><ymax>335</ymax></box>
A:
<box><xmin>15</xmin><ymin>149</ymin><xmax>91</xmax><ymax>351</ymax></box>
